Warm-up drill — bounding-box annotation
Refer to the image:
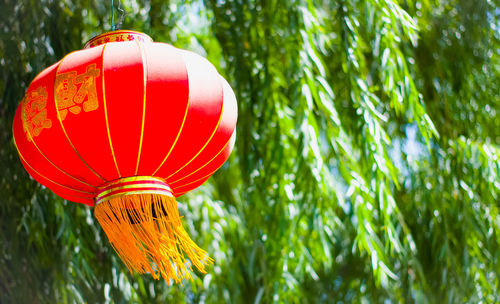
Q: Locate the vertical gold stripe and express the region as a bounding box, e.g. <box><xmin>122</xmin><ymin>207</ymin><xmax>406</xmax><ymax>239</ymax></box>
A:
<box><xmin>20</xmin><ymin>88</ymin><xmax>98</xmax><ymax>188</ymax></box>
<box><xmin>13</xmin><ymin>132</ymin><xmax>95</xmax><ymax>194</ymax></box>
<box><xmin>152</xmin><ymin>97</ymin><xmax>189</xmax><ymax>175</ymax></box>
<box><xmin>134</xmin><ymin>41</ymin><xmax>147</xmax><ymax>175</ymax></box>
<box><xmin>173</xmin><ymin>170</ymin><xmax>213</xmax><ymax>189</ymax></box>
<box><xmin>168</xmin><ymin>135</ymin><xmax>231</xmax><ymax>185</ymax></box>
<box><xmin>172</xmin><ymin>174</ymin><xmax>209</xmax><ymax>192</ymax></box>
<box><xmin>101</xmin><ymin>44</ymin><xmax>122</xmax><ymax>177</ymax></box>
<box><xmin>166</xmin><ymin>103</ymin><xmax>223</xmax><ymax>180</ymax></box>
<box><xmin>54</xmin><ymin>50</ymin><xmax>106</xmax><ymax>182</ymax></box>
<box><xmin>152</xmin><ymin>85</ymin><xmax>190</xmax><ymax>175</ymax></box>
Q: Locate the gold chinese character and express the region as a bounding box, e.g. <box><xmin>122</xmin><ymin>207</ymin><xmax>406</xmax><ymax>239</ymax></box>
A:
<box><xmin>55</xmin><ymin>63</ymin><xmax>100</xmax><ymax>120</ymax></box>
<box><xmin>75</xmin><ymin>64</ymin><xmax>100</xmax><ymax>112</ymax></box>
<box><xmin>55</xmin><ymin>71</ymin><xmax>79</xmax><ymax>120</ymax></box>
<box><xmin>22</xmin><ymin>86</ymin><xmax>52</xmax><ymax>139</ymax></box>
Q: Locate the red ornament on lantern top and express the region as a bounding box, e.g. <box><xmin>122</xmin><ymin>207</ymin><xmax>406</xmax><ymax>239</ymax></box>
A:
<box><xmin>12</xmin><ymin>30</ymin><xmax>237</xmax><ymax>283</ymax></box>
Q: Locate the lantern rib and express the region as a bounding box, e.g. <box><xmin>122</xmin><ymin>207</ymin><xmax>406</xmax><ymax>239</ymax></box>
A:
<box><xmin>171</xmin><ymin>145</ymin><xmax>231</xmax><ymax>192</ymax></box>
<box><xmin>53</xmin><ymin>52</ymin><xmax>107</xmax><ymax>183</ymax></box>
<box><xmin>165</xmin><ymin>90</ymin><xmax>224</xmax><ymax>181</ymax></box>
<box><xmin>172</xmin><ymin>132</ymin><xmax>235</xmax><ymax>194</ymax></box>
<box><xmin>171</xmin><ymin>170</ymin><xmax>212</xmax><ymax>193</ymax></box>
<box><xmin>101</xmin><ymin>44</ymin><xmax>122</xmax><ymax>178</ymax></box>
<box><xmin>17</xmin><ymin>98</ymin><xmax>98</xmax><ymax>189</ymax></box>
<box><xmin>168</xmin><ymin>135</ymin><xmax>232</xmax><ymax>185</ymax></box>
<box><xmin>151</xmin><ymin>92</ymin><xmax>190</xmax><ymax>176</ymax></box>
<box><xmin>134</xmin><ymin>41</ymin><xmax>147</xmax><ymax>175</ymax></box>
<box><xmin>13</xmin><ymin>135</ymin><xmax>95</xmax><ymax>195</ymax></box>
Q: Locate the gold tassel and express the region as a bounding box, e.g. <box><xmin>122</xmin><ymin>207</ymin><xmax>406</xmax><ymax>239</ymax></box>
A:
<box><xmin>94</xmin><ymin>193</ymin><xmax>213</xmax><ymax>283</ymax></box>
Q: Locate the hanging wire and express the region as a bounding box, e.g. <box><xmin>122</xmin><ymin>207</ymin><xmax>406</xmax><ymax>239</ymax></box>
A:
<box><xmin>111</xmin><ymin>0</ymin><xmax>116</xmax><ymax>31</ymax></box>
<box><xmin>116</xmin><ymin>0</ymin><xmax>126</xmax><ymax>30</ymax></box>
<box><xmin>111</xmin><ymin>0</ymin><xmax>125</xmax><ymax>30</ymax></box>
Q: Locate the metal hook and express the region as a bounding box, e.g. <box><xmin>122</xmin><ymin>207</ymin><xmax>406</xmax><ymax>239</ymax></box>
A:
<box><xmin>111</xmin><ymin>0</ymin><xmax>126</xmax><ymax>31</ymax></box>
<box><xmin>116</xmin><ymin>0</ymin><xmax>127</xmax><ymax>30</ymax></box>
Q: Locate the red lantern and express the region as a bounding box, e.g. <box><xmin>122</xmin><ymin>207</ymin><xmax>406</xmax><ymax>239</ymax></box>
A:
<box><xmin>12</xmin><ymin>30</ymin><xmax>237</xmax><ymax>283</ymax></box>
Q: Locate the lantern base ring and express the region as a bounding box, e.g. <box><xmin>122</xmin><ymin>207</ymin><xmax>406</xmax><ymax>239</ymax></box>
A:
<box><xmin>95</xmin><ymin>176</ymin><xmax>173</xmax><ymax>205</ymax></box>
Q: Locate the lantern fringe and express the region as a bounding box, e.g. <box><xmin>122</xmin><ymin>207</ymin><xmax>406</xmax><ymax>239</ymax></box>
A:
<box><xmin>94</xmin><ymin>193</ymin><xmax>213</xmax><ymax>283</ymax></box>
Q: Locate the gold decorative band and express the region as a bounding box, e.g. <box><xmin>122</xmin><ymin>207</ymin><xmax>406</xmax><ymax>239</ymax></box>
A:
<box><xmin>84</xmin><ymin>30</ymin><xmax>153</xmax><ymax>49</ymax></box>
<box><xmin>95</xmin><ymin>176</ymin><xmax>172</xmax><ymax>205</ymax></box>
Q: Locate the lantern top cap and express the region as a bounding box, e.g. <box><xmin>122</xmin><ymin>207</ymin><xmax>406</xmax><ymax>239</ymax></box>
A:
<box><xmin>84</xmin><ymin>30</ymin><xmax>153</xmax><ymax>49</ymax></box>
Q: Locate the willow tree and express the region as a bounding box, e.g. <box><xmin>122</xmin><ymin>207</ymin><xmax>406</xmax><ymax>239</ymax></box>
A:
<box><xmin>0</xmin><ymin>0</ymin><xmax>499</xmax><ymax>303</ymax></box>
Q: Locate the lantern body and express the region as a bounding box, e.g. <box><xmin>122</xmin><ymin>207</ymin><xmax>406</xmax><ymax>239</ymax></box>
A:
<box><xmin>13</xmin><ymin>30</ymin><xmax>237</xmax><ymax>205</ymax></box>
<box><xmin>13</xmin><ymin>31</ymin><xmax>237</xmax><ymax>282</ymax></box>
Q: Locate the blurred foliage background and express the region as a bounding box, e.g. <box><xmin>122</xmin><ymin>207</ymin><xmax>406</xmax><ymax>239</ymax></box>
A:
<box><xmin>1</xmin><ymin>0</ymin><xmax>499</xmax><ymax>303</ymax></box>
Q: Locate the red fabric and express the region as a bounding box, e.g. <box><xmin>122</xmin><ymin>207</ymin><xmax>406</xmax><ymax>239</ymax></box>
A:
<box><xmin>55</xmin><ymin>45</ymin><xmax>115</xmax><ymax>182</ymax></box>
<box><xmin>13</xmin><ymin>33</ymin><xmax>237</xmax><ymax>206</ymax></box>
<box><xmin>12</xmin><ymin>63</ymin><xmax>100</xmax><ymax>192</ymax></box>
<box><xmin>171</xmin><ymin>131</ymin><xmax>236</xmax><ymax>196</ymax></box>
<box><xmin>137</xmin><ymin>43</ymin><xmax>189</xmax><ymax>175</ymax></box>
<box><xmin>153</xmin><ymin>50</ymin><xmax>224</xmax><ymax>178</ymax></box>
<box><xmin>167</xmin><ymin>76</ymin><xmax>237</xmax><ymax>184</ymax></box>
